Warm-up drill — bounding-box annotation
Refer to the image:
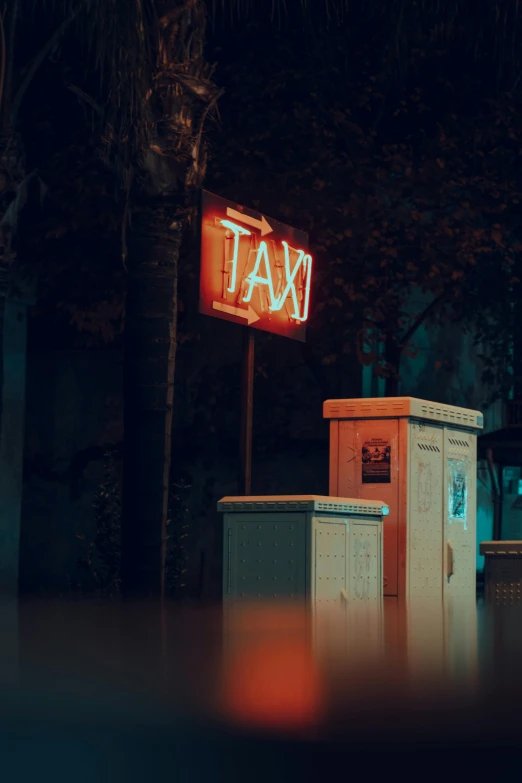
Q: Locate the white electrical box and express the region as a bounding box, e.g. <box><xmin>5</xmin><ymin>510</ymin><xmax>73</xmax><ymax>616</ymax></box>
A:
<box><xmin>384</xmin><ymin>595</ymin><xmax>478</xmax><ymax>689</ymax></box>
<box><xmin>219</xmin><ymin>495</ymin><xmax>387</xmax><ymax>607</ymax></box>
<box><xmin>324</xmin><ymin>397</ymin><xmax>483</xmax><ymax>602</ymax></box>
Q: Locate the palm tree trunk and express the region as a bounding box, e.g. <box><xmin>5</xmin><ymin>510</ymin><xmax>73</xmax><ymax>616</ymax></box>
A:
<box><xmin>121</xmin><ymin>199</ymin><xmax>183</xmax><ymax>601</ymax></box>
<box><xmin>0</xmin><ymin>283</ymin><xmax>29</xmax><ymax>596</ymax></box>
<box><xmin>0</xmin><ymin>289</ymin><xmax>5</xmax><ymax>450</ymax></box>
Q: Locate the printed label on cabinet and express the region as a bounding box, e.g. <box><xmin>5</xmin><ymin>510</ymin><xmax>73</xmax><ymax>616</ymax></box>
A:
<box><xmin>448</xmin><ymin>459</ymin><xmax>467</xmax><ymax>525</ymax></box>
<box><xmin>362</xmin><ymin>438</ymin><xmax>391</xmax><ymax>484</ymax></box>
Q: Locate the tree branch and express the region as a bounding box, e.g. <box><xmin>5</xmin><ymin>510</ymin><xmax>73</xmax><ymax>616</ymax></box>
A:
<box><xmin>299</xmin><ymin>341</ymin><xmax>334</xmax><ymax>400</ymax></box>
<box><xmin>66</xmin><ymin>83</ymin><xmax>104</xmax><ymax>118</ymax></box>
<box><xmin>399</xmin><ymin>288</ymin><xmax>449</xmax><ymax>347</ymax></box>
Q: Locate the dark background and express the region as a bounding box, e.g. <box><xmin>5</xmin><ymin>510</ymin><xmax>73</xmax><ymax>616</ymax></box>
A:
<box><xmin>12</xmin><ymin>2</ymin><xmax>522</xmax><ymax>598</ymax></box>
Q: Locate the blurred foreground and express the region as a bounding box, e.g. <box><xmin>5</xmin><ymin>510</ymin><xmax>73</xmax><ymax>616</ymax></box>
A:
<box><xmin>0</xmin><ymin>597</ymin><xmax>521</xmax><ymax>780</ymax></box>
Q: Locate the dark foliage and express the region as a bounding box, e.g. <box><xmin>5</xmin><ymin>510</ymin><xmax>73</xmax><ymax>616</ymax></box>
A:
<box><xmin>76</xmin><ymin>447</ymin><xmax>191</xmax><ymax>598</ymax></box>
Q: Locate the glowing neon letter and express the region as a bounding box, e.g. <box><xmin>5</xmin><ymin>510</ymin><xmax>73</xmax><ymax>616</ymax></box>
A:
<box><xmin>296</xmin><ymin>253</ymin><xmax>312</xmax><ymax>322</ymax></box>
<box><xmin>242</xmin><ymin>241</ymin><xmax>278</xmax><ymax>310</ymax></box>
<box><xmin>220</xmin><ymin>219</ymin><xmax>251</xmax><ymax>294</ymax></box>
<box><xmin>272</xmin><ymin>241</ymin><xmax>313</xmax><ymax>322</ymax></box>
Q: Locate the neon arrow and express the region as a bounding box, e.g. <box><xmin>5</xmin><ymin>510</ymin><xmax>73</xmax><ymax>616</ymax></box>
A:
<box><xmin>226</xmin><ymin>207</ymin><xmax>273</xmax><ymax>236</ymax></box>
<box><xmin>212</xmin><ymin>301</ymin><xmax>260</xmax><ymax>325</ymax></box>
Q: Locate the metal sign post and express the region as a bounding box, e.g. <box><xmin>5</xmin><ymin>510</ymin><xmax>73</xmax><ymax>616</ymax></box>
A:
<box><xmin>239</xmin><ymin>329</ymin><xmax>255</xmax><ymax>495</ymax></box>
<box><xmin>199</xmin><ymin>190</ymin><xmax>312</xmax><ymax>496</ymax></box>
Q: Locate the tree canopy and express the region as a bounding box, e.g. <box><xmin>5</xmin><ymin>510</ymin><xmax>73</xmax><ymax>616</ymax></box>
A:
<box><xmin>207</xmin><ymin>14</ymin><xmax>522</xmax><ymax>397</ymax></box>
<box><xmin>6</xmin><ymin>0</ymin><xmax>522</xmax><ymax>391</ymax></box>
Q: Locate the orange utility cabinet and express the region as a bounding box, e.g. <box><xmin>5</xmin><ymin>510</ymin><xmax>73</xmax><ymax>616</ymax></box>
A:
<box><xmin>324</xmin><ymin>397</ymin><xmax>483</xmax><ymax>601</ymax></box>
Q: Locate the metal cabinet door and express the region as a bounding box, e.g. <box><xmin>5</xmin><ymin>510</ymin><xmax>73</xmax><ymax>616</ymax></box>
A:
<box><xmin>349</xmin><ymin>521</ymin><xmax>382</xmax><ymax>604</ymax></box>
<box><xmin>349</xmin><ymin>521</ymin><xmax>383</xmax><ymax>659</ymax></box>
<box><xmin>312</xmin><ymin>516</ymin><xmax>348</xmax><ymax>605</ymax></box>
<box><xmin>312</xmin><ymin>516</ymin><xmax>349</xmax><ymax>667</ymax></box>
<box><xmin>312</xmin><ymin>517</ymin><xmax>383</xmax><ymax>665</ymax></box>
<box><xmin>443</xmin><ymin>430</ymin><xmax>477</xmax><ymax>602</ymax></box>
<box><xmin>224</xmin><ymin>513</ymin><xmax>307</xmax><ymax>601</ymax></box>
<box><xmin>408</xmin><ymin>420</ymin><xmax>444</xmax><ymax>600</ymax></box>
<box><xmin>338</xmin><ymin>419</ymin><xmax>399</xmax><ymax>596</ymax></box>
<box><xmin>442</xmin><ymin>430</ymin><xmax>478</xmax><ymax>683</ymax></box>
<box><xmin>442</xmin><ymin>595</ymin><xmax>478</xmax><ymax>689</ymax></box>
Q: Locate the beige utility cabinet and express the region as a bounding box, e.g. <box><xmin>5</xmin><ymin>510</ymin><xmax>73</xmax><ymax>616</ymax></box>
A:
<box><xmin>324</xmin><ymin>397</ymin><xmax>483</xmax><ymax>601</ymax></box>
<box><xmin>219</xmin><ymin>495</ymin><xmax>387</xmax><ymax>607</ymax></box>
<box><xmin>480</xmin><ymin>541</ymin><xmax>522</xmax><ymax>605</ymax></box>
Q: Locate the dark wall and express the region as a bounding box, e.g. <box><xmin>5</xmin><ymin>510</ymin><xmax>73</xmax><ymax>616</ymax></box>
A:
<box><xmin>20</xmin><ymin>348</ymin><xmax>329</xmax><ymax>598</ymax></box>
<box><xmin>20</xmin><ymin>350</ymin><xmax>123</xmax><ymax>594</ymax></box>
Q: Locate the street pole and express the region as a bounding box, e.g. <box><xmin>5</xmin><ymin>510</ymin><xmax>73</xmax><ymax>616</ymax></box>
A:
<box><xmin>239</xmin><ymin>329</ymin><xmax>255</xmax><ymax>495</ymax></box>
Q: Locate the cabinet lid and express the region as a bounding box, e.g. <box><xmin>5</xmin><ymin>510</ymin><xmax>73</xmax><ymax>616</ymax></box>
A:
<box><xmin>323</xmin><ymin>396</ymin><xmax>483</xmax><ymax>430</ymax></box>
<box><xmin>217</xmin><ymin>495</ymin><xmax>389</xmax><ymax>516</ymax></box>
<box><xmin>480</xmin><ymin>541</ymin><xmax>522</xmax><ymax>556</ymax></box>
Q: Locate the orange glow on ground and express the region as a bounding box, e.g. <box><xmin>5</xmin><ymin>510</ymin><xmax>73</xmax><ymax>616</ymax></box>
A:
<box><xmin>223</xmin><ymin>636</ymin><xmax>324</xmax><ymax>731</ymax></box>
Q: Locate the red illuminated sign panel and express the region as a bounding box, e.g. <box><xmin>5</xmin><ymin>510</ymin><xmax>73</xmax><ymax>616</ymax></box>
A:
<box><xmin>199</xmin><ymin>191</ymin><xmax>312</xmax><ymax>341</ymax></box>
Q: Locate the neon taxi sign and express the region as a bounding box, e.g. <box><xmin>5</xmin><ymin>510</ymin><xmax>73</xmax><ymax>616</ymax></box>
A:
<box><xmin>199</xmin><ymin>191</ymin><xmax>312</xmax><ymax>341</ymax></box>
